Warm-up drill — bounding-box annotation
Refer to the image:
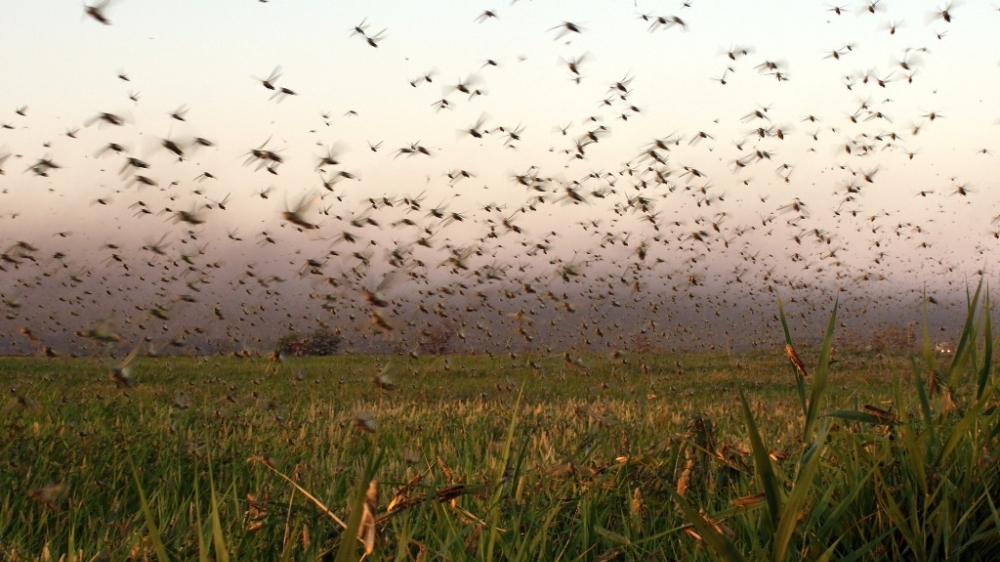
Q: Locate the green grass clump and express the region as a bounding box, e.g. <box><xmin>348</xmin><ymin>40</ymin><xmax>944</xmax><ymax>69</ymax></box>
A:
<box><xmin>0</xmin><ymin>291</ymin><xmax>996</xmax><ymax>560</ymax></box>
<box><xmin>680</xmin><ymin>287</ymin><xmax>1000</xmax><ymax>561</ymax></box>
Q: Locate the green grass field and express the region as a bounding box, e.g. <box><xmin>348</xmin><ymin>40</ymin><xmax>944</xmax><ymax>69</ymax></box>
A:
<box><xmin>2</xmin><ymin>296</ymin><xmax>998</xmax><ymax>561</ymax></box>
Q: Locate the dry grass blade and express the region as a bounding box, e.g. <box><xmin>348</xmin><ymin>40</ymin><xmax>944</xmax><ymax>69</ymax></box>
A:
<box><xmin>250</xmin><ymin>456</ymin><xmax>347</xmax><ymax>529</ymax></box>
<box><xmin>358</xmin><ymin>479</ymin><xmax>378</xmax><ymax>556</ymax></box>
<box><xmin>385</xmin><ymin>471</ymin><xmax>425</xmax><ymax>513</ymax></box>
<box><xmin>378</xmin><ymin>482</ymin><xmax>486</xmax><ymax>524</ymax></box>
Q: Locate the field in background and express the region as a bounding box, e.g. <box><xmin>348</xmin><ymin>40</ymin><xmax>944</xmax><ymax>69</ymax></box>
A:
<box><xmin>1</xmin><ymin>297</ymin><xmax>997</xmax><ymax>560</ymax></box>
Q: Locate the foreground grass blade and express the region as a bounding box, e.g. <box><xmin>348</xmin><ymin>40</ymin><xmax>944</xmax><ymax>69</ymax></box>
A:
<box><xmin>910</xmin><ymin>358</ymin><xmax>939</xmax><ymax>448</ymax></box>
<box><xmin>937</xmin><ymin>380</ymin><xmax>1000</xmax><ymax>467</ymax></box>
<box><xmin>193</xmin><ymin>466</ymin><xmax>209</xmax><ymax>562</ymax></box>
<box><xmin>777</xmin><ymin>297</ymin><xmax>808</xmax><ymax>416</ymax></box>
<box><xmin>774</xmin><ymin>423</ymin><xmax>829</xmax><ymax>561</ymax></box>
<box><xmin>486</xmin><ymin>383</ymin><xmax>525</xmax><ymax>561</ymax></box>
<box><xmin>976</xmin><ymin>291</ymin><xmax>993</xmax><ymax>400</ymax></box>
<box><xmin>738</xmin><ymin>388</ymin><xmax>781</xmax><ymax>535</ymax></box>
<box><xmin>804</xmin><ymin>298</ymin><xmax>837</xmax><ymax>440</ymax></box>
<box><xmin>334</xmin><ymin>450</ymin><xmax>385</xmax><ymax>562</ymax></box>
<box><xmin>129</xmin><ymin>457</ymin><xmax>171</xmax><ymax>562</ymax></box>
<box><xmin>947</xmin><ymin>281</ymin><xmax>982</xmax><ymax>391</ymax></box>
<box><xmin>207</xmin><ymin>455</ymin><xmax>230</xmax><ymax>562</ymax></box>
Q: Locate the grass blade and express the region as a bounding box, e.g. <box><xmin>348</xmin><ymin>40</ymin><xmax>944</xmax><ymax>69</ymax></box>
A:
<box><xmin>193</xmin><ymin>465</ymin><xmax>209</xmax><ymax>562</ymax></box>
<box><xmin>485</xmin><ymin>382</ymin><xmax>525</xmax><ymax>561</ymax></box>
<box><xmin>921</xmin><ymin>289</ymin><xmax>937</xmax><ymax>381</ymax></box>
<box><xmin>128</xmin><ymin>457</ymin><xmax>170</xmax><ymax>562</ymax></box>
<box><xmin>207</xmin><ymin>455</ymin><xmax>230</xmax><ymax>562</ymax></box>
<box><xmin>738</xmin><ymin>388</ymin><xmax>782</xmax><ymax>534</ymax></box>
<box><xmin>976</xmin><ymin>291</ymin><xmax>993</xmax><ymax>400</ymax></box>
<box><xmin>778</xmin><ymin>298</ymin><xmax>809</xmax><ymax>417</ymax></box>
<box><xmin>773</xmin><ymin>422</ymin><xmax>829</xmax><ymax>561</ymax></box>
<box><xmin>252</xmin><ymin>456</ymin><xmax>347</xmax><ymax>529</ymax></box>
<box><xmin>804</xmin><ymin>298</ymin><xmax>837</xmax><ymax>439</ymax></box>
<box><xmin>946</xmin><ymin>280</ymin><xmax>982</xmax><ymax>390</ymax></box>
<box><xmin>334</xmin><ymin>451</ymin><xmax>384</xmax><ymax>562</ymax></box>
<box><xmin>910</xmin><ymin>357</ymin><xmax>939</xmax><ymax>448</ymax></box>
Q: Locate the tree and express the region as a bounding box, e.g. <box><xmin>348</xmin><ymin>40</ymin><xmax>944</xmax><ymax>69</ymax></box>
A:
<box><xmin>276</xmin><ymin>329</ymin><xmax>343</xmax><ymax>356</ymax></box>
<box><xmin>418</xmin><ymin>320</ymin><xmax>455</xmax><ymax>355</ymax></box>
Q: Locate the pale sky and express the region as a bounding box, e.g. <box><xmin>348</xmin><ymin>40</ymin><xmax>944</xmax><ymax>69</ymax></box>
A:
<box><xmin>1</xmin><ymin>1</ymin><xmax>997</xmax><ymax>354</ymax></box>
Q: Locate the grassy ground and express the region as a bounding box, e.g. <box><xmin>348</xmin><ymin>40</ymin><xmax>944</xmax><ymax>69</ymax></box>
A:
<box><xmin>1</xmin><ymin>298</ymin><xmax>998</xmax><ymax>560</ymax></box>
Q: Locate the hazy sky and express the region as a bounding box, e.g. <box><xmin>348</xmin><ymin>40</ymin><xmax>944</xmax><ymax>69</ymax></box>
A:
<box><xmin>1</xmin><ymin>1</ymin><xmax>997</xmax><ymax>354</ymax></box>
